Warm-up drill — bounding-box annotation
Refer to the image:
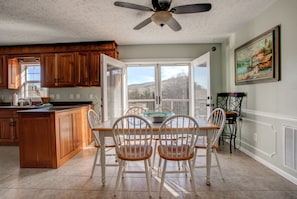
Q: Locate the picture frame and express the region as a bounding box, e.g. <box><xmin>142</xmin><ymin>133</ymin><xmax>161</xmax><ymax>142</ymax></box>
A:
<box><xmin>235</xmin><ymin>25</ymin><xmax>280</xmax><ymax>85</ymax></box>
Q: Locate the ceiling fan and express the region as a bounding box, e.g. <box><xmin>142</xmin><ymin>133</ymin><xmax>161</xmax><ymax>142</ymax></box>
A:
<box><xmin>114</xmin><ymin>0</ymin><xmax>211</xmax><ymax>31</ymax></box>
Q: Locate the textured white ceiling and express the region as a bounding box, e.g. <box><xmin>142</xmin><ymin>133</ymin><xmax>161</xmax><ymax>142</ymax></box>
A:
<box><xmin>0</xmin><ymin>0</ymin><xmax>276</xmax><ymax>46</ymax></box>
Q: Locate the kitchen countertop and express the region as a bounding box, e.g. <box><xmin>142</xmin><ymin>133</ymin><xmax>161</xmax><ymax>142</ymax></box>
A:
<box><xmin>16</xmin><ymin>104</ymin><xmax>90</xmax><ymax>113</ymax></box>
<box><xmin>0</xmin><ymin>104</ymin><xmax>49</xmax><ymax>109</ymax></box>
<box><xmin>0</xmin><ymin>101</ymin><xmax>93</xmax><ymax>111</ymax></box>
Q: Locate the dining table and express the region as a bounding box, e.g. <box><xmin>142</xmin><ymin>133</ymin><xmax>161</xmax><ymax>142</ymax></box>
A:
<box><xmin>94</xmin><ymin>117</ymin><xmax>219</xmax><ymax>186</ymax></box>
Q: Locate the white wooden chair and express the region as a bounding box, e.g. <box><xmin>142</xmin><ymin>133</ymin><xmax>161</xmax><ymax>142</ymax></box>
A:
<box><xmin>125</xmin><ymin>106</ymin><xmax>147</xmax><ymax>115</ymax></box>
<box><xmin>87</xmin><ymin>109</ymin><xmax>117</xmax><ymax>178</ymax></box>
<box><xmin>112</xmin><ymin>114</ymin><xmax>153</xmax><ymax>198</ymax></box>
<box><xmin>192</xmin><ymin>108</ymin><xmax>226</xmax><ymax>180</ymax></box>
<box><xmin>157</xmin><ymin>115</ymin><xmax>199</xmax><ymax>198</ymax></box>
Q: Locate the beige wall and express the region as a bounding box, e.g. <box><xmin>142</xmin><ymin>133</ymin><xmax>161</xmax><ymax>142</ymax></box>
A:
<box><xmin>223</xmin><ymin>0</ymin><xmax>297</xmax><ymax>184</ymax></box>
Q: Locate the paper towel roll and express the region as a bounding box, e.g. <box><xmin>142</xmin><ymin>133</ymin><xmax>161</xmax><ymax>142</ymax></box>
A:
<box><xmin>13</xmin><ymin>93</ymin><xmax>18</xmax><ymax>106</ymax></box>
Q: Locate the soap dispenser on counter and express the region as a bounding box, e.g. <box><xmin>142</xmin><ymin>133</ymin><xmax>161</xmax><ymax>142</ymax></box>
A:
<box><xmin>12</xmin><ymin>93</ymin><xmax>18</xmax><ymax>106</ymax></box>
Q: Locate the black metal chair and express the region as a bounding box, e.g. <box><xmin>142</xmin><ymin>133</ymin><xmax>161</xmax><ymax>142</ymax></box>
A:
<box><xmin>217</xmin><ymin>92</ymin><xmax>246</xmax><ymax>153</ymax></box>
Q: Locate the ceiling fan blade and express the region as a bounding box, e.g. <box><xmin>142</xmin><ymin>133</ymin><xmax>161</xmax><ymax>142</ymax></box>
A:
<box><xmin>134</xmin><ymin>17</ymin><xmax>152</xmax><ymax>30</ymax></box>
<box><xmin>166</xmin><ymin>17</ymin><xmax>181</xmax><ymax>31</ymax></box>
<box><xmin>170</xmin><ymin>3</ymin><xmax>211</xmax><ymax>14</ymax></box>
<box><xmin>114</xmin><ymin>1</ymin><xmax>153</xmax><ymax>12</ymax></box>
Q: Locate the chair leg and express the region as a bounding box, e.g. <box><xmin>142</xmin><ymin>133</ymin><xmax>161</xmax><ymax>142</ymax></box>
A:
<box><xmin>214</xmin><ymin>149</ymin><xmax>224</xmax><ymax>181</ymax></box>
<box><xmin>144</xmin><ymin>159</ymin><xmax>152</xmax><ymax>198</ymax></box>
<box><xmin>230</xmin><ymin>134</ymin><xmax>233</xmax><ymax>153</ymax></box>
<box><xmin>152</xmin><ymin>140</ymin><xmax>158</xmax><ymax>169</ymax></box>
<box><xmin>114</xmin><ymin>160</ymin><xmax>125</xmax><ymax>197</ymax></box>
<box><xmin>158</xmin><ymin>158</ymin><xmax>162</xmax><ymax>176</ymax></box>
<box><xmin>159</xmin><ymin>159</ymin><xmax>167</xmax><ymax>198</ymax></box>
<box><xmin>90</xmin><ymin>147</ymin><xmax>100</xmax><ymax>178</ymax></box>
<box><xmin>188</xmin><ymin>159</ymin><xmax>198</xmax><ymax>197</ymax></box>
<box><xmin>192</xmin><ymin>148</ymin><xmax>198</xmax><ymax>168</ymax></box>
<box><xmin>233</xmin><ymin>126</ymin><xmax>237</xmax><ymax>150</ymax></box>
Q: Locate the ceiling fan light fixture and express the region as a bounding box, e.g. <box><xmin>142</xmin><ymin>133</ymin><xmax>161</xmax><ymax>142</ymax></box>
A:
<box><xmin>151</xmin><ymin>11</ymin><xmax>172</xmax><ymax>27</ymax></box>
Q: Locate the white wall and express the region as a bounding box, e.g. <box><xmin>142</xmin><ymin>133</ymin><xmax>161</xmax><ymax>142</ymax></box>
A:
<box><xmin>223</xmin><ymin>0</ymin><xmax>297</xmax><ymax>184</ymax></box>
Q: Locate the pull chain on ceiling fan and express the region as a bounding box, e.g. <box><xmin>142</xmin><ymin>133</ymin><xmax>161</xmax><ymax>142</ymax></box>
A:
<box><xmin>114</xmin><ymin>0</ymin><xmax>211</xmax><ymax>31</ymax></box>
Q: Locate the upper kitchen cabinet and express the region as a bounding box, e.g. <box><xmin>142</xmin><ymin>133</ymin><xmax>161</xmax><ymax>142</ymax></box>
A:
<box><xmin>76</xmin><ymin>50</ymin><xmax>118</xmax><ymax>86</ymax></box>
<box><xmin>41</xmin><ymin>53</ymin><xmax>75</xmax><ymax>87</ymax></box>
<box><xmin>75</xmin><ymin>52</ymin><xmax>91</xmax><ymax>86</ymax></box>
<box><xmin>8</xmin><ymin>58</ymin><xmax>20</xmax><ymax>89</ymax></box>
<box><xmin>0</xmin><ymin>55</ymin><xmax>8</xmax><ymax>88</ymax></box>
<box><xmin>0</xmin><ymin>41</ymin><xmax>118</xmax><ymax>88</ymax></box>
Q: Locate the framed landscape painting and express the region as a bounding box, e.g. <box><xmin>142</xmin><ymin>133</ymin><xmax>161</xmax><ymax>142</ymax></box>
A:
<box><xmin>235</xmin><ymin>25</ymin><xmax>280</xmax><ymax>85</ymax></box>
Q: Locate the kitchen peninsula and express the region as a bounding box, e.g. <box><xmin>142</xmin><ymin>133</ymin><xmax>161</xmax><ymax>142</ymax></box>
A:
<box><xmin>17</xmin><ymin>105</ymin><xmax>91</xmax><ymax>168</ymax></box>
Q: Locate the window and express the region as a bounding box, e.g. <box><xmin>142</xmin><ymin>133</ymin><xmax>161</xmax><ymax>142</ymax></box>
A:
<box><xmin>20</xmin><ymin>64</ymin><xmax>41</xmax><ymax>98</ymax></box>
<box><xmin>127</xmin><ymin>64</ymin><xmax>190</xmax><ymax>114</ymax></box>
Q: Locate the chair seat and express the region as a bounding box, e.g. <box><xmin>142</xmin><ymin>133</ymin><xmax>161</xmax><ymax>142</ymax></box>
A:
<box><xmin>117</xmin><ymin>145</ymin><xmax>153</xmax><ymax>161</ymax></box>
<box><xmin>194</xmin><ymin>143</ymin><xmax>219</xmax><ymax>150</ymax></box>
<box><xmin>158</xmin><ymin>145</ymin><xmax>194</xmax><ymax>161</ymax></box>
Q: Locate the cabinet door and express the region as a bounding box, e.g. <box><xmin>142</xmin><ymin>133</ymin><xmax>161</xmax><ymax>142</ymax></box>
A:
<box><xmin>72</xmin><ymin>111</ymin><xmax>82</xmax><ymax>149</ymax></box>
<box><xmin>56</xmin><ymin>113</ymin><xmax>74</xmax><ymax>159</ymax></box>
<box><xmin>0</xmin><ymin>110</ymin><xmax>18</xmax><ymax>145</ymax></box>
<box><xmin>56</xmin><ymin>53</ymin><xmax>75</xmax><ymax>87</ymax></box>
<box><xmin>0</xmin><ymin>118</ymin><xmax>14</xmax><ymax>143</ymax></box>
<box><xmin>81</xmin><ymin>106</ymin><xmax>92</xmax><ymax>147</ymax></box>
<box><xmin>75</xmin><ymin>52</ymin><xmax>90</xmax><ymax>86</ymax></box>
<box><xmin>89</xmin><ymin>52</ymin><xmax>102</xmax><ymax>86</ymax></box>
<box><xmin>0</xmin><ymin>56</ymin><xmax>8</xmax><ymax>88</ymax></box>
<box><xmin>41</xmin><ymin>53</ymin><xmax>56</xmax><ymax>87</ymax></box>
<box><xmin>8</xmin><ymin>58</ymin><xmax>20</xmax><ymax>89</ymax></box>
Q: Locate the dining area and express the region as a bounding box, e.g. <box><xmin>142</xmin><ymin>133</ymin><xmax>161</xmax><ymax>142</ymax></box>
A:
<box><xmin>1</xmin><ymin>127</ymin><xmax>296</xmax><ymax>199</ymax></box>
<box><xmin>87</xmin><ymin>106</ymin><xmax>227</xmax><ymax>198</ymax></box>
<box><xmin>0</xmin><ymin>101</ymin><xmax>296</xmax><ymax>199</ymax></box>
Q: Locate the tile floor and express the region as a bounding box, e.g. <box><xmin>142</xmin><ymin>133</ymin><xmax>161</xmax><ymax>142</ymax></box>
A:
<box><xmin>0</xmin><ymin>144</ymin><xmax>297</xmax><ymax>199</ymax></box>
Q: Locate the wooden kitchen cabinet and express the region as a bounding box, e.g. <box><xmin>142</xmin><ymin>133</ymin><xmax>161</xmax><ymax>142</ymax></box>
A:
<box><xmin>0</xmin><ymin>109</ymin><xmax>19</xmax><ymax>145</ymax></box>
<box><xmin>75</xmin><ymin>52</ymin><xmax>90</xmax><ymax>86</ymax></box>
<box><xmin>76</xmin><ymin>50</ymin><xmax>118</xmax><ymax>86</ymax></box>
<box><xmin>8</xmin><ymin>58</ymin><xmax>20</xmax><ymax>89</ymax></box>
<box><xmin>18</xmin><ymin>106</ymin><xmax>90</xmax><ymax>168</ymax></box>
<box><xmin>0</xmin><ymin>41</ymin><xmax>118</xmax><ymax>88</ymax></box>
<box><xmin>81</xmin><ymin>106</ymin><xmax>92</xmax><ymax>147</ymax></box>
<box><xmin>55</xmin><ymin>110</ymin><xmax>82</xmax><ymax>165</ymax></box>
<box><xmin>41</xmin><ymin>52</ymin><xmax>75</xmax><ymax>87</ymax></box>
<box><xmin>0</xmin><ymin>55</ymin><xmax>8</xmax><ymax>88</ymax></box>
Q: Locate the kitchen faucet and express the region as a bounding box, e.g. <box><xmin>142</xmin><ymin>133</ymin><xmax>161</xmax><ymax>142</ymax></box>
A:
<box><xmin>18</xmin><ymin>98</ymin><xmax>32</xmax><ymax>106</ymax></box>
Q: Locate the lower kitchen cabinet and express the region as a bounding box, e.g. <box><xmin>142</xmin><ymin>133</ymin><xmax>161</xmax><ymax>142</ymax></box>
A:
<box><xmin>18</xmin><ymin>106</ymin><xmax>90</xmax><ymax>168</ymax></box>
<box><xmin>0</xmin><ymin>109</ymin><xmax>19</xmax><ymax>145</ymax></box>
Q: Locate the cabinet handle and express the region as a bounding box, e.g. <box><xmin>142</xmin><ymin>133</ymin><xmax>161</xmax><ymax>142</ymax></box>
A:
<box><xmin>9</xmin><ymin>119</ymin><xmax>15</xmax><ymax>127</ymax></box>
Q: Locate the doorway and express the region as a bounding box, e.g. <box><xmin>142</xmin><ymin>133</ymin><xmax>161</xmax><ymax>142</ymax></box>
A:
<box><xmin>101</xmin><ymin>53</ymin><xmax>211</xmax><ymax>119</ymax></box>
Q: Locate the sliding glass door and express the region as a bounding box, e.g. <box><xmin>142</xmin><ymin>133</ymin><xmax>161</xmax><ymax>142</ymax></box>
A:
<box><xmin>102</xmin><ymin>52</ymin><xmax>211</xmax><ymax>119</ymax></box>
<box><xmin>127</xmin><ymin>66</ymin><xmax>156</xmax><ymax>111</ymax></box>
<box><xmin>127</xmin><ymin>64</ymin><xmax>189</xmax><ymax>114</ymax></box>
